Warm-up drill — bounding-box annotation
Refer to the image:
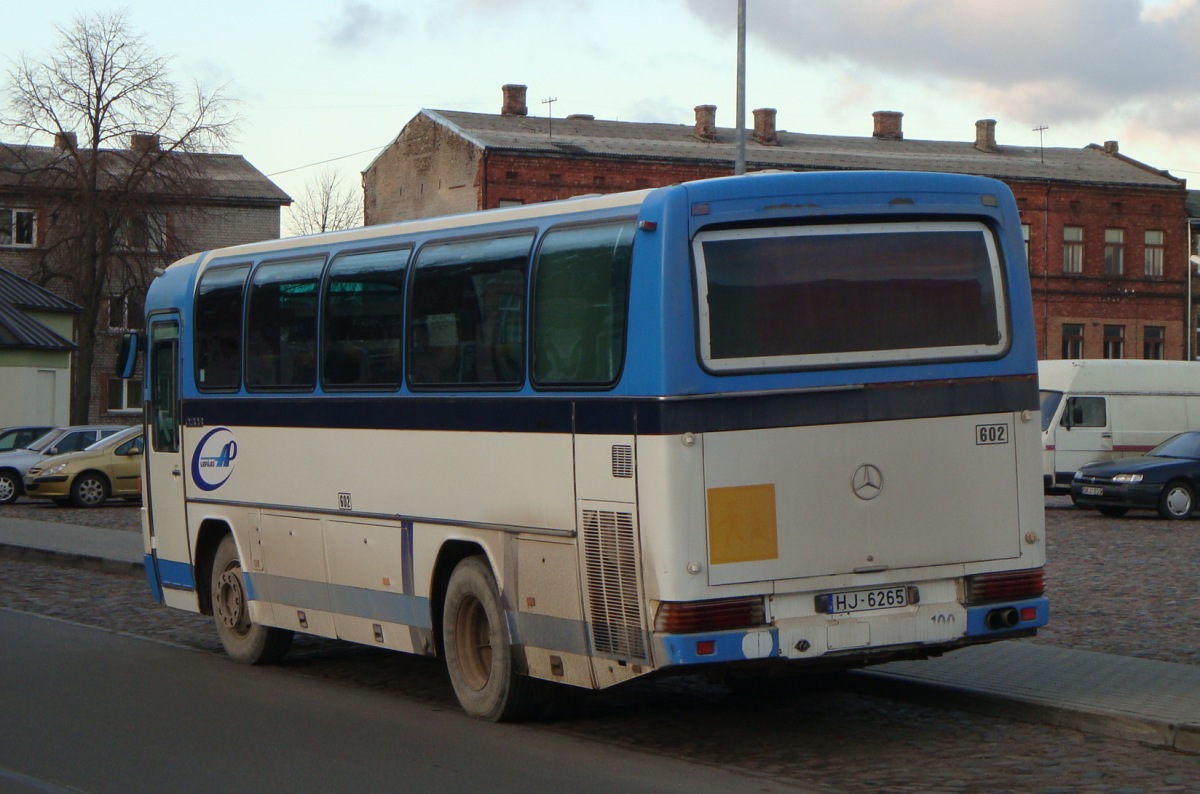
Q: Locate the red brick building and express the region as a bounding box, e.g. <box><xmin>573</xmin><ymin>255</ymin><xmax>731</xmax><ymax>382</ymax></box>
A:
<box><xmin>363</xmin><ymin>85</ymin><xmax>1192</xmax><ymax>361</ymax></box>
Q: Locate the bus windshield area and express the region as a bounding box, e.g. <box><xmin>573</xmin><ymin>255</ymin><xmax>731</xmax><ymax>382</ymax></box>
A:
<box><xmin>694</xmin><ymin>221</ymin><xmax>1007</xmax><ymax>371</ymax></box>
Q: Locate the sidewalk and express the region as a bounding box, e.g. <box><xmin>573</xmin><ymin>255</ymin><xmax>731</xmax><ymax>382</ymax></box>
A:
<box><xmin>1</xmin><ymin>516</ymin><xmax>1197</xmax><ymax>755</ymax></box>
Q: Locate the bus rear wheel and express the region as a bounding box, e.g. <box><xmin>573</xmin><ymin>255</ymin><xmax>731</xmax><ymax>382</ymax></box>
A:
<box><xmin>211</xmin><ymin>535</ymin><xmax>293</xmax><ymax>664</ymax></box>
<box><xmin>443</xmin><ymin>555</ymin><xmax>539</xmax><ymax>721</ymax></box>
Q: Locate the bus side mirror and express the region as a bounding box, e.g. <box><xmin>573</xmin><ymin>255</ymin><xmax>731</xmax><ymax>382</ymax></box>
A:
<box><xmin>116</xmin><ymin>332</ymin><xmax>142</xmax><ymax>379</ymax></box>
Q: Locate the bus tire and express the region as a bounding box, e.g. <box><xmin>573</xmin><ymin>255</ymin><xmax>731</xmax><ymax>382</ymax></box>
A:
<box><xmin>1157</xmin><ymin>481</ymin><xmax>1195</xmax><ymax>520</ymax></box>
<box><xmin>443</xmin><ymin>555</ymin><xmax>539</xmax><ymax>722</ymax></box>
<box><xmin>211</xmin><ymin>534</ymin><xmax>293</xmax><ymax>664</ymax></box>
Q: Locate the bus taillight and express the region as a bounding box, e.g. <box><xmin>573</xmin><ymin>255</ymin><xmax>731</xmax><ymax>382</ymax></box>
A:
<box><xmin>964</xmin><ymin>569</ymin><xmax>1045</xmax><ymax>605</ymax></box>
<box><xmin>654</xmin><ymin>596</ymin><xmax>765</xmax><ymax>634</ymax></box>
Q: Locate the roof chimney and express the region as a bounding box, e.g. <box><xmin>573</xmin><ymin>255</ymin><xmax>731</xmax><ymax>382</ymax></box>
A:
<box><xmin>753</xmin><ymin>107</ymin><xmax>778</xmax><ymax>145</ymax></box>
<box><xmin>54</xmin><ymin>131</ymin><xmax>77</xmax><ymax>151</ymax></box>
<box><xmin>1103</xmin><ymin>140</ymin><xmax>1119</xmax><ymax>155</ymax></box>
<box><xmin>975</xmin><ymin>119</ymin><xmax>997</xmax><ymax>152</ymax></box>
<box><xmin>872</xmin><ymin>110</ymin><xmax>903</xmax><ymax>140</ymax></box>
<box><xmin>501</xmin><ymin>84</ymin><xmax>528</xmax><ymax>117</ymax></box>
<box><xmin>694</xmin><ymin>104</ymin><xmax>717</xmax><ymax>141</ymax></box>
<box><xmin>131</xmin><ymin>133</ymin><xmax>161</xmax><ymax>153</ymax></box>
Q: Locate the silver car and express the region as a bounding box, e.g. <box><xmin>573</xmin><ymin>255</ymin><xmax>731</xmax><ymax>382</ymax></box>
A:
<box><xmin>0</xmin><ymin>425</ymin><xmax>128</xmax><ymax>505</ymax></box>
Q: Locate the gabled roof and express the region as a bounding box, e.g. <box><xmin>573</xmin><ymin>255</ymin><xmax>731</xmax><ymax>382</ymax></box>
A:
<box><xmin>0</xmin><ymin>267</ymin><xmax>78</xmax><ymax>352</ymax></box>
<box><xmin>0</xmin><ymin>143</ymin><xmax>291</xmax><ymax>206</ymax></box>
<box><xmin>421</xmin><ymin>109</ymin><xmax>1185</xmax><ymax>191</ymax></box>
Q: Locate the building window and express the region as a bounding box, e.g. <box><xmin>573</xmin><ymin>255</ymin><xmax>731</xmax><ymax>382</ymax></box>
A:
<box><xmin>1103</xmin><ymin>325</ymin><xmax>1125</xmax><ymax>359</ymax></box>
<box><xmin>1103</xmin><ymin>228</ymin><xmax>1124</xmax><ymax>275</ymax></box>
<box><xmin>1144</xmin><ymin>230</ymin><xmax>1164</xmax><ymax>277</ymax></box>
<box><xmin>1062</xmin><ymin>226</ymin><xmax>1083</xmax><ymax>273</ymax></box>
<box><xmin>1144</xmin><ymin>326</ymin><xmax>1165</xmax><ymax>360</ymax></box>
<box><xmin>0</xmin><ymin>208</ymin><xmax>36</xmax><ymax>247</ymax></box>
<box><xmin>107</xmin><ymin>377</ymin><xmax>143</xmax><ymax>412</ymax></box>
<box><xmin>108</xmin><ymin>294</ymin><xmax>145</xmax><ymax>330</ymax></box>
<box><xmin>1021</xmin><ymin>223</ymin><xmax>1031</xmax><ymax>264</ymax></box>
<box><xmin>496</xmin><ymin>199</ymin><xmax>523</xmax><ymax>208</ymax></box>
<box><xmin>1061</xmin><ymin>323</ymin><xmax>1083</xmax><ymax>359</ymax></box>
<box><xmin>115</xmin><ymin>212</ymin><xmax>167</xmax><ymax>252</ymax></box>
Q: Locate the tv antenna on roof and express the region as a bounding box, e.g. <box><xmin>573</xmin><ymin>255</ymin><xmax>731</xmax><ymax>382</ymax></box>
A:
<box><xmin>1033</xmin><ymin>125</ymin><xmax>1049</xmax><ymax>163</ymax></box>
<box><xmin>543</xmin><ymin>96</ymin><xmax>557</xmax><ymax>138</ymax></box>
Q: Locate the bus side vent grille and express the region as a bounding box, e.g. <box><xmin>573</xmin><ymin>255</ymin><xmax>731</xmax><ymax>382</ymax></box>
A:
<box><xmin>611</xmin><ymin>445</ymin><xmax>633</xmax><ymax>478</ymax></box>
<box><xmin>582</xmin><ymin>509</ymin><xmax>646</xmax><ymax>659</ymax></box>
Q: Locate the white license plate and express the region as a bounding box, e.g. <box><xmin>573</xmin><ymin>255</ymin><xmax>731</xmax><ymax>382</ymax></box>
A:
<box><xmin>820</xmin><ymin>586</ymin><xmax>910</xmax><ymax>614</ymax></box>
<box><xmin>1082</xmin><ymin>486</ymin><xmax>1103</xmax><ymax>496</ymax></box>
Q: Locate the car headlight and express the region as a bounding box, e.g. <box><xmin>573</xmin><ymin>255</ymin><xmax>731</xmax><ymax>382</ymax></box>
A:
<box><xmin>1112</xmin><ymin>473</ymin><xmax>1143</xmax><ymax>484</ymax></box>
<box><xmin>42</xmin><ymin>463</ymin><xmax>68</xmax><ymax>477</ymax></box>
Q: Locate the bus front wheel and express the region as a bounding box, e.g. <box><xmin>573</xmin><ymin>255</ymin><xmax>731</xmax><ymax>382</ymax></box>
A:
<box><xmin>211</xmin><ymin>535</ymin><xmax>293</xmax><ymax>664</ymax></box>
<box><xmin>443</xmin><ymin>555</ymin><xmax>539</xmax><ymax>721</ymax></box>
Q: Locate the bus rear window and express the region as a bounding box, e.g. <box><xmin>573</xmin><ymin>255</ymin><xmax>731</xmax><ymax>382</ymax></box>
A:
<box><xmin>694</xmin><ymin>221</ymin><xmax>1008</xmax><ymax>371</ymax></box>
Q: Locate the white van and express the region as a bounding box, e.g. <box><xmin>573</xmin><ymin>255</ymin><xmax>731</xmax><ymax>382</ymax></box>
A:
<box><xmin>1039</xmin><ymin>359</ymin><xmax>1200</xmax><ymax>492</ymax></box>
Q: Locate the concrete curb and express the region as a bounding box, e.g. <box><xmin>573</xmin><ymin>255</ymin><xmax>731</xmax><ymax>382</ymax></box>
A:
<box><xmin>849</xmin><ymin>668</ymin><xmax>1200</xmax><ymax>755</ymax></box>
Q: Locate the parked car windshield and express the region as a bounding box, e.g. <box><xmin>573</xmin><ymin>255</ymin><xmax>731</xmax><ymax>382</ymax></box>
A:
<box><xmin>1148</xmin><ymin>433</ymin><xmax>1200</xmax><ymax>460</ymax></box>
<box><xmin>26</xmin><ymin>429</ymin><xmax>66</xmax><ymax>452</ymax></box>
<box><xmin>1039</xmin><ymin>390</ymin><xmax>1063</xmax><ymax>433</ymax></box>
<box><xmin>83</xmin><ymin>425</ymin><xmax>140</xmax><ymax>451</ymax></box>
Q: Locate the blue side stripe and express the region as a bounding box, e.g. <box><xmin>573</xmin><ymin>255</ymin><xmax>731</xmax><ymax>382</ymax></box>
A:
<box><xmin>143</xmin><ymin>554</ymin><xmax>164</xmax><ymax>603</ymax></box>
<box><xmin>157</xmin><ymin>558</ymin><xmax>196</xmax><ymax>590</ymax></box>
<box><xmin>245</xmin><ymin>572</ymin><xmax>432</xmax><ymax>629</ymax></box>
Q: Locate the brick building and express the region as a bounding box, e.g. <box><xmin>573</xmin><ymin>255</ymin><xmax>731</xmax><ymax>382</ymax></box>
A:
<box><xmin>364</xmin><ymin>84</ymin><xmax>1193</xmax><ymax>361</ymax></box>
<box><xmin>1</xmin><ymin>135</ymin><xmax>290</xmax><ymax>422</ymax></box>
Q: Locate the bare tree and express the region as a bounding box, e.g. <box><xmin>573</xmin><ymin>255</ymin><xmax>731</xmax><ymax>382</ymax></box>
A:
<box><xmin>287</xmin><ymin>168</ymin><xmax>362</xmax><ymax>236</ymax></box>
<box><xmin>0</xmin><ymin>10</ymin><xmax>237</xmax><ymax>422</ymax></box>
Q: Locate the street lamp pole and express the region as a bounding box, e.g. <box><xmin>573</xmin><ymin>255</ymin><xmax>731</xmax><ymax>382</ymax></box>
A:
<box><xmin>734</xmin><ymin>0</ymin><xmax>746</xmax><ymax>175</ymax></box>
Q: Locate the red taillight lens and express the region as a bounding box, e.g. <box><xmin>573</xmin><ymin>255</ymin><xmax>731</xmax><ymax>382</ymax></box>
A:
<box><xmin>964</xmin><ymin>569</ymin><xmax>1045</xmax><ymax>605</ymax></box>
<box><xmin>654</xmin><ymin>596</ymin><xmax>765</xmax><ymax>633</ymax></box>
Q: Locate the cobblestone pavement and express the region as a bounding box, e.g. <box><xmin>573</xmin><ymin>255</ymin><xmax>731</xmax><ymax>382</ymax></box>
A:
<box><xmin>2</xmin><ymin>497</ymin><xmax>1198</xmax><ymax>791</ymax></box>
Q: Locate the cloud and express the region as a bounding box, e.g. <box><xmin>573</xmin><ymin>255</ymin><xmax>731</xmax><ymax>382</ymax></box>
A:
<box><xmin>684</xmin><ymin>0</ymin><xmax>1200</xmax><ymax>134</ymax></box>
<box><xmin>325</xmin><ymin>2</ymin><xmax>409</xmax><ymax>49</ymax></box>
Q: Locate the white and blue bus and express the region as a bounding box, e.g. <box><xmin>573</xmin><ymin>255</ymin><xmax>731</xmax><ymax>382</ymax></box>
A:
<box><xmin>125</xmin><ymin>170</ymin><xmax>1048</xmax><ymax>720</ymax></box>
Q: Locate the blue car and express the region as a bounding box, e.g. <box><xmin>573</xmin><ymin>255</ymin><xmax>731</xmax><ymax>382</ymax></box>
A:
<box><xmin>1071</xmin><ymin>431</ymin><xmax>1200</xmax><ymax>519</ymax></box>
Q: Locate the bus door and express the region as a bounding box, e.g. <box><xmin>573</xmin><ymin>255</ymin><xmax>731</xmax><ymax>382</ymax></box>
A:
<box><xmin>145</xmin><ymin>316</ymin><xmax>193</xmax><ymax>605</ymax></box>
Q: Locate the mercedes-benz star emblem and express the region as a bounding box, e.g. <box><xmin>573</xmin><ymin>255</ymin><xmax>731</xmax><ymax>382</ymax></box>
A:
<box><xmin>852</xmin><ymin>464</ymin><xmax>884</xmax><ymax>500</ymax></box>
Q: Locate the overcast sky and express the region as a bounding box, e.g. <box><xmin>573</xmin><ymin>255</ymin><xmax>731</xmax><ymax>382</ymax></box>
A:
<box><xmin>3</xmin><ymin>0</ymin><xmax>1197</xmax><ymax>233</ymax></box>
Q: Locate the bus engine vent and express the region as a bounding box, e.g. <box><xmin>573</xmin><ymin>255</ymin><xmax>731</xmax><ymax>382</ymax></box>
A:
<box><xmin>611</xmin><ymin>445</ymin><xmax>633</xmax><ymax>478</ymax></box>
<box><xmin>582</xmin><ymin>508</ymin><xmax>646</xmax><ymax>659</ymax></box>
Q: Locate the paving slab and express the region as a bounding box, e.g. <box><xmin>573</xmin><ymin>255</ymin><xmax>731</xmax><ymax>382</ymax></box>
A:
<box><xmin>855</xmin><ymin>642</ymin><xmax>1200</xmax><ymax>754</ymax></box>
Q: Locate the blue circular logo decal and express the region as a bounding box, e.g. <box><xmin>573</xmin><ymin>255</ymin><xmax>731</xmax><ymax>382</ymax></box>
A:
<box><xmin>191</xmin><ymin>427</ymin><xmax>238</xmax><ymax>491</ymax></box>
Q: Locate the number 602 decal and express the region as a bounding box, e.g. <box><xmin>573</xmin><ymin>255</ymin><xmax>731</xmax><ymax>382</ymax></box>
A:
<box><xmin>975</xmin><ymin>423</ymin><xmax>1009</xmax><ymax>445</ymax></box>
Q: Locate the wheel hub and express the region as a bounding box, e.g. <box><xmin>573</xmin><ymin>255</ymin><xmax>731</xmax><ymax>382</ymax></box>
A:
<box><xmin>216</xmin><ymin>569</ymin><xmax>248</xmax><ymax>633</ymax></box>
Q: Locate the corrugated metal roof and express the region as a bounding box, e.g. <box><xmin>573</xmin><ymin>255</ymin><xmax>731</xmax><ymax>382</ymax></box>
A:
<box><xmin>426</xmin><ymin>110</ymin><xmax>1185</xmax><ymax>190</ymax></box>
<box><xmin>0</xmin><ymin>267</ymin><xmax>77</xmax><ymax>351</ymax></box>
<box><xmin>0</xmin><ymin>143</ymin><xmax>291</xmax><ymax>205</ymax></box>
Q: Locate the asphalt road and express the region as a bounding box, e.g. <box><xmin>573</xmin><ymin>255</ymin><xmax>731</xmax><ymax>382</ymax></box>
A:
<box><xmin>0</xmin><ymin>608</ymin><xmax>807</xmax><ymax>794</ymax></box>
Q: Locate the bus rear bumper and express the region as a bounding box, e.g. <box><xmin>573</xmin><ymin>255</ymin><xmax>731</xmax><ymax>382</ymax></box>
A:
<box><xmin>653</xmin><ymin>596</ymin><xmax>1049</xmax><ymax>669</ymax></box>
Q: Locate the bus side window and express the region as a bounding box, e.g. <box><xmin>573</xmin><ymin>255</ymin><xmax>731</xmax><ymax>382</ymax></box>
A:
<box><xmin>321</xmin><ymin>247</ymin><xmax>409</xmax><ymax>390</ymax></box>
<box><xmin>408</xmin><ymin>234</ymin><xmax>532</xmax><ymax>388</ymax></box>
<box><xmin>246</xmin><ymin>257</ymin><xmax>324</xmax><ymax>391</ymax></box>
<box><xmin>532</xmin><ymin>221</ymin><xmax>635</xmax><ymax>387</ymax></box>
<box><xmin>195</xmin><ymin>264</ymin><xmax>250</xmax><ymax>391</ymax></box>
